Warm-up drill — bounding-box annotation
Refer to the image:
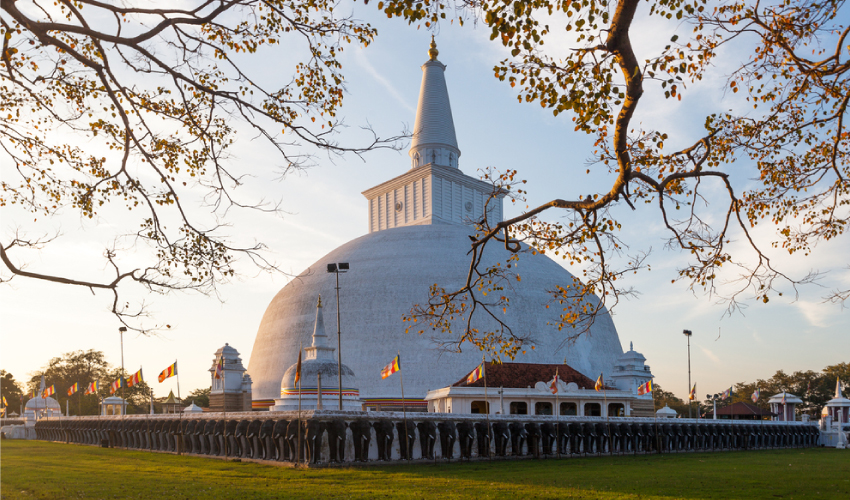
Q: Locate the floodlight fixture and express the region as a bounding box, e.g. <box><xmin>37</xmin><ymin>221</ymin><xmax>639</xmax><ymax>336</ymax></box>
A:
<box><xmin>327</xmin><ymin>262</ymin><xmax>350</xmax><ymax>410</ymax></box>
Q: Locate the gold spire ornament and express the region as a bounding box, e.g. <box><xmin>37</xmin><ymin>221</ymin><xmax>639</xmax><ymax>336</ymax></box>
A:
<box><xmin>317</xmin><ymin>295</ymin><xmax>322</xmax><ymax>307</ymax></box>
<box><xmin>428</xmin><ymin>35</ymin><xmax>439</xmax><ymax>61</ymax></box>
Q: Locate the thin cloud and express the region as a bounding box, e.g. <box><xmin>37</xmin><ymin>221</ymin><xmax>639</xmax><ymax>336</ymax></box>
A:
<box><xmin>795</xmin><ymin>300</ymin><xmax>831</xmax><ymax>328</ymax></box>
<box><xmin>698</xmin><ymin>345</ymin><xmax>721</xmax><ymax>364</ymax></box>
<box><xmin>354</xmin><ymin>49</ymin><xmax>415</xmax><ymax>113</ymax></box>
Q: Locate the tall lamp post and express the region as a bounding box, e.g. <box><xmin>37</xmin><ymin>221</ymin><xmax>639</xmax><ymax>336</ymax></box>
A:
<box><xmin>327</xmin><ymin>262</ymin><xmax>349</xmax><ymax>411</ymax></box>
<box><xmin>683</xmin><ymin>329</ymin><xmax>693</xmax><ymax>418</ymax></box>
<box><xmin>119</xmin><ymin>326</ymin><xmax>127</xmax><ymax>414</ymax></box>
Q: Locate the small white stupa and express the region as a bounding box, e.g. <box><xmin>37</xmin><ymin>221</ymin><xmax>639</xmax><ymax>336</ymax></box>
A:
<box><xmin>24</xmin><ymin>375</ymin><xmax>62</xmax><ymax>421</ymax></box>
<box><xmin>273</xmin><ymin>296</ymin><xmax>361</xmax><ymax>411</ymax></box>
<box><xmin>656</xmin><ymin>405</ymin><xmax>677</xmax><ymax>418</ymax></box>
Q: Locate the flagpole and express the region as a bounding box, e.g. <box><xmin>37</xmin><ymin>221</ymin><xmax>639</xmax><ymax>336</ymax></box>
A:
<box><xmin>653</xmin><ymin>387</ymin><xmax>659</xmax><ymax>455</ymax></box>
<box><xmin>555</xmin><ymin>366</ymin><xmax>560</xmax><ymax>459</ymax></box>
<box><xmin>399</xmin><ymin>351</ymin><xmax>408</xmax><ymax>460</ymax></box>
<box><xmin>223</xmin><ymin>356</ymin><xmax>228</xmax><ymax>460</ymax></box>
<box><xmin>604</xmin><ymin>381</ymin><xmax>611</xmax><ymax>455</ymax></box>
<box><xmin>175</xmin><ymin>360</ymin><xmax>181</xmax><ymax>402</ymax></box>
<box><xmin>483</xmin><ymin>356</ymin><xmax>490</xmax><ymax>460</ymax></box>
<box><xmin>297</xmin><ymin>341</ymin><xmax>302</xmax><ymax>466</ymax></box>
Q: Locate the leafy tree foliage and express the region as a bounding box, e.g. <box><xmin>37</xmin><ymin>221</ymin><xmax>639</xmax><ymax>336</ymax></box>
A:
<box><xmin>380</xmin><ymin>0</ymin><xmax>848</xmax><ymax>356</ymax></box>
<box><xmin>706</xmin><ymin>362</ymin><xmax>847</xmax><ymax>418</ymax></box>
<box><xmin>187</xmin><ymin>386</ymin><xmax>211</xmax><ymax>408</ymax></box>
<box><xmin>24</xmin><ymin>349</ymin><xmax>153</xmax><ymax>415</ymax></box>
<box><xmin>1</xmin><ymin>370</ymin><xmax>25</xmax><ymax>414</ymax></box>
<box><xmin>1</xmin><ymin>1</ymin><xmax>399</xmax><ymax>332</ymax></box>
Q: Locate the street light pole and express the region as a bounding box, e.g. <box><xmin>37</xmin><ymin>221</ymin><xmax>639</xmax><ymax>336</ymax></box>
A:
<box><xmin>683</xmin><ymin>329</ymin><xmax>693</xmax><ymax>418</ymax></box>
<box><xmin>119</xmin><ymin>326</ymin><xmax>127</xmax><ymax>415</ymax></box>
<box><xmin>327</xmin><ymin>262</ymin><xmax>349</xmax><ymax>411</ymax></box>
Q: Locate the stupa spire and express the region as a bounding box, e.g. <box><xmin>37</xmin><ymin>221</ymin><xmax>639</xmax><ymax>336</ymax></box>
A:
<box><xmin>409</xmin><ymin>36</ymin><xmax>460</xmax><ymax>169</ymax></box>
<box><xmin>312</xmin><ymin>294</ymin><xmax>327</xmax><ymax>348</ymax></box>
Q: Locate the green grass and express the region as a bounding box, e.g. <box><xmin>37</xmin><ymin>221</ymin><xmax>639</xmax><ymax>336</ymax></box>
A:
<box><xmin>1</xmin><ymin>441</ymin><xmax>848</xmax><ymax>499</ymax></box>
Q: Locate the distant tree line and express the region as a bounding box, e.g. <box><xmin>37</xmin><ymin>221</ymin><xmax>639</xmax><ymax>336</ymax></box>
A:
<box><xmin>655</xmin><ymin>363</ymin><xmax>848</xmax><ymax>419</ymax></box>
<box><xmin>1</xmin><ymin>350</ymin><xmax>211</xmax><ymax>416</ymax></box>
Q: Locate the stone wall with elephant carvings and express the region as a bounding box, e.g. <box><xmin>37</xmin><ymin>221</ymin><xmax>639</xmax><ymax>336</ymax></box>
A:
<box><xmin>26</xmin><ymin>410</ymin><xmax>820</xmax><ymax>465</ymax></box>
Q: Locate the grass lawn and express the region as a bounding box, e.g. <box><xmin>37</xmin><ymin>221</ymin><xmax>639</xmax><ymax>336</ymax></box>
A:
<box><xmin>1</xmin><ymin>440</ymin><xmax>848</xmax><ymax>499</ymax></box>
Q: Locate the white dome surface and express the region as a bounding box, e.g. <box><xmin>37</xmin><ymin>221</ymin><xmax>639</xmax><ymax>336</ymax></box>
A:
<box><xmin>25</xmin><ymin>396</ymin><xmax>61</xmax><ymax>411</ymax></box>
<box><xmin>248</xmin><ymin>223</ymin><xmax>623</xmax><ymax>401</ymax></box>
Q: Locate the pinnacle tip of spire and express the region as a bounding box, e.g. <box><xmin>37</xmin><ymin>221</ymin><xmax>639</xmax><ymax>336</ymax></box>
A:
<box><xmin>428</xmin><ymin>35</ymin><xmax>439</xmax><ymax>61</ymax></box>
<box><xmin>317</xmin><ymin>294</ymin><xmax>322</xmax><ymax>307</ymax></box>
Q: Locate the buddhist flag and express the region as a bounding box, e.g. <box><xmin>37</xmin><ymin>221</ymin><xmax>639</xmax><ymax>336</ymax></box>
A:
<box><xmin>781</xmin><ymin>392</ymin><xmax>786</xmax><ymax>404</ymax></box>
<box><xmin>721</xmin><ymin>386</ymin><xmax>732</xmax><ymax>400</ymax></box>
<box><xmin>110</xmin><ymin>377</ymin><xmax>125</xmax><ymax>395</ymax></box>
<box><xmin>595</xmin><ymin>373</ymin><xmax>604</xmax><ymax>392</ymax></box>
<box><xmin>158</xmin><ymin>362</ymin><xmax>177</xmax><ymax>383</ymax></box>
<box><xmin>2</xmin><ymin>396</ymin><xmax>7</xmax><ymax>406</ymax></box>
<box><xmin>126</xmin><ymin>369</ymin><xmax>143</xmax><ymax>388</ymax></box>
<box><xmin>67</xmin><ymin>383</ymin><xmax>79</xmax><ymax>396</ymax></box>
<box><xmin>751</xmin><ymin>388</ymin><xmax>760</xmax><ymax>403</ymax></box>
<box><xmin>294</xmin><ymin>349</ymin><xmax>302</xmax><ymax>384</ymax></box>
<box><xmin>689</xmin><ymin>383</ymin><xmax>697</xmax><ymax>401</ymax></box>
<box><xmin>637</xmin><ymin>380</ymin><xmax>653</xmax><ymax>395</ymax></box>
<box><xmin>549</xmin><ymin>369</ymin><xmax>559</xmax><ymax>394</ymax></box>
<box><xmin>214</xmin><ymin>356</ymin><xmax>224</xmax><ymax>380</ymax></box>
<box><xmin>84</xmin><ymin>381</ymin><xmax>100</xmax><ymax>395</ymax></box>
<box><xmin>31</xmin><ymin>389</ymin><xmax>37</xmax><ymax>399</ymax></box>
<box><xmin>42</xmin><ymin>385</ymin><xmax>55</xmax><ymax>398</ymax></box>
<box><xmin>467</xmin><ymin>363</ymin><xmax>484</xmax><ymax>385</ymax></box>
<box><xmin>381</xmin><ymin>355</ymin><xmax>401</xmax><ymax>380</ymax></box>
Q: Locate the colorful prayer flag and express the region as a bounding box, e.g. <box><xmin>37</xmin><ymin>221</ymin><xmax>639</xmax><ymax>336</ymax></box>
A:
<box><xmin>42</xmin><ymin>385</ymin><xmax>55</xmax><ymax>398</ymax></box>
<box><xmin>158</xmin><ymin>362</ymin><xmax>177</xmax><ymax>383</ymax></box>
<box><xmin>781</xmin><ymin>392</ymin><xmax>786</xmax><ymax>404</ymax></box>
<box><xmin>637</xmin><ymin>380</ymin><xmax>653</xmax><ymax>395</ymax></box>
<box><xmin>31</xmin><ymin>389</ymin><xmax>37</xmax><ymax>399</ymax></box>
<box><xmin>2</xmin><ymin>396</ymin><xmax>7</xmax><ymax>406</ymax></box>
<box><xmin>294</xmin><ymin>349</ymin><xmax>302</xmax><ymax>384</ymax></box>
<box><xmin>751</xmin><ymin>388</ymin><xmax>760</xmax><ymax>403</ymax></box>
<box><xmin>126</xmin><ymin>369</ymin><xmax>143</xmax><ymax>388</ymax></box>
<box><xmin>84</xmin><ymin>381</ymin><xmax>99</xmax><ymax>395</ymax></box>
<box><xmin>381</xmin><ymin>355</ymin><xmax>401</xmax><ymax>380</ymax></box>
<box><xmin>689</xmin><ymin>383</ymin><xmax>697</xmax><ymax>401</ymax></box>
<box><xmin>595</xmin><ymin>373</ymin><xmax>604</xmax><ymax>392</ymax></box>
<box><xmin>214</xmin><ymin>356</ymin><xmax>224</xmax><ymax>380</ymax></box>
<box><xmin>549</xmin><ymin>369</ymin><xmax>559</xmax><ymax>394</ymax></box>
<box><xmin>110</xmin><ymin>377</ymin><xmax>125</xmax><ymax>395</ymax></box>
<box><xmin>467</xmin><ymin>363</ymin><xmax>484</xmax><ymax>385</ymax></box>
<box><xmin>67</xmin><ymin>383</ymin><xmax>79</xmax><ymax>396</ymax></box>
<box><xmin>721</xmin><ymin>387</ymin><xmax>732</xmax><ymax>400</ymax></box>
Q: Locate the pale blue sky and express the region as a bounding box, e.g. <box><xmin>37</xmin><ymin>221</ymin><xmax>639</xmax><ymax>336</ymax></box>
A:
<box><xmin>1</xmin><ymin>4</ymin><xmax>847</xmax><ymax>403</ymax></box>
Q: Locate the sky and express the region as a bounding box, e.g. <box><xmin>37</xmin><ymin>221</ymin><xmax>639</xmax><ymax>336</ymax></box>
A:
<box><xmin>1</xmin><ymin>3</ymin><xmax>847</xmax><ymax>404</ymax></box>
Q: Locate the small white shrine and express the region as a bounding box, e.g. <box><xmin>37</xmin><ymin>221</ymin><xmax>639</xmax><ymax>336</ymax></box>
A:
<box><xmin>183</xmin><ymin>402</ymin><xmax>204</xmax><ymax>413</ymax></box>
<box><xmin>273</xmin><ymin>296</ymin><xmax>361</xmax><ymax>411</ymax></box>
<box><xmin>209</xmin><ymin>343</ymin><xmax>252</xmax><ymax>412</ymax></box>
<box><xmin>820</xmin><ymin>379</ymin><xmax>849</xmax><ymax>448</ymax></box>
<box><xmin>101</xmin><ymin>396</ymin><xmax>127</xmax><ymax>416</ymax></box>
<box><xmin>23</xmin><ymin>376</ymin><xmax>62</xmax><ymax>421</ymax></box>
<box><xmin>768</xmin><ymin>392</ymin><xmax>803</xmax><ymax>421</ymax></box>
<box><xmin>656</xmin><ymin>405</ymin><xmax>677</xmax><ymax>418</ymax></box>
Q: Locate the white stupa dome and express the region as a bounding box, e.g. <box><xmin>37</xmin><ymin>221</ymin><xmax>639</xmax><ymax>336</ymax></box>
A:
<box><xmin>25</xmin><ymin>376</ymin><xmax>62</xmax><ymax>417</ymax></box>
<box><xmin>246</xmin><ymin>40</ymin><xmax>624</xmax><ymax>404</ymax></box>
<box><xmin>249</xmin><ymin>223</ymin><xmax>623</xmax><ymax>402</ymax></box>
<box><xmin>25</xmin><ymin>395</ymin><xmax>61</xmax><ymax>412</ymax></box>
